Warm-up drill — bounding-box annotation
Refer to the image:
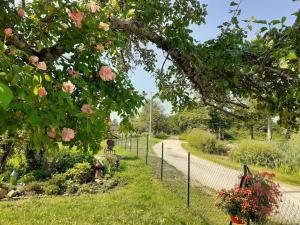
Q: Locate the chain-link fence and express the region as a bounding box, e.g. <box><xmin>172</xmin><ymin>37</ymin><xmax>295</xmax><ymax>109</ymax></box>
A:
<box><xmin>116</xmin><ymin>135</ymin><xmax>300</xmax><ymax>225</ymax></box>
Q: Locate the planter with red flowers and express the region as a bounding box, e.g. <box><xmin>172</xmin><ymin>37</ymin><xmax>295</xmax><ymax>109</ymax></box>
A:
<box><xmin>216</xmin><ymin>167</ymin><xmax>282</xmax><ymax>225</ymax></box>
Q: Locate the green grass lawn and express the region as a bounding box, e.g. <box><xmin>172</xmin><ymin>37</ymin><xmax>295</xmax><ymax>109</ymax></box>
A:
<box><xmin>182</xmin><ymin>143</ymin><xmax>300</xmax><ymax>186</ymax></box>
<box><xmin>0</xmin><ymin>147</ymin><xmax>207</xmax><ymax>225</ymax></box>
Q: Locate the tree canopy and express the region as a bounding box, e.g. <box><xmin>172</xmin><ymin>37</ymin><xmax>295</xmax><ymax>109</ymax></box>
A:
<box><xmin>0</xmin><ymin>0</ymin><xmax>299</xmax><ymax>151</ymax></box>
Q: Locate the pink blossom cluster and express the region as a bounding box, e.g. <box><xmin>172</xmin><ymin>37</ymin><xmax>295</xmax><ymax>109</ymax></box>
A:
<box><xmin>97</xmin><ymin>66</ymin><xmax>116</xmax><ymax>81</ymax></box>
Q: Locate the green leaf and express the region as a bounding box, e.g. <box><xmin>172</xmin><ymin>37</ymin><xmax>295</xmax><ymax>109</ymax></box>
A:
<box><xmin>270</xmin><ymin>19</ymin><xmax>280</xmax><ymax>25</ymax></box>
<box><xmin>0</xmin><ymin>82</ymin><xmax>14</xmax><ymax>109</ymax></box>
<box><xmin>287</xmin><ymin>51</ymin><xmax>297</xmax><ymax>60</ymax></box>
<box><xmin>254</xmin><ymin>20</ymin><xmax>267</xmax><ymax>24</ymax></box>
<box><xmin>230</xmin><ymin>1</ymin><xmax>238</xmax><ymax>6</ymax></box>
<box><xmin>281</xmin><ymin>16</ymin><xmax>287</xmax><ymax>24</ymax></box>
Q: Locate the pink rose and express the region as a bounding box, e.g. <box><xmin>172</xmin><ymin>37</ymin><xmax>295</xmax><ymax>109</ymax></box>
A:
<box><xmin>61</xmin><ymin>128</ymin><xmax>75</xmax><ymax>142</ymax></box>
<box><xmin>62</xmin><ymin>80</ymin><xmax>75</xmax><ymax>94</ymax></box>
<box><xmin>4</xmin><ymin>28</ymin><xmax>13</xmax><ymax>37</ymax></box>
<box><xmin>99</xmin><ymin>22</ymin><xmax>109</xmax><ymax>31</ymax></box>
<box><xmin>38</xmin><ymin>87</ymin><xmax>47</xmax><ymax>97</ymax></box>
<box><xmin>81</xmin><ymin>104</ymin><xmax>93</xmax><ymax>114</ymax></box>
<box><xmin>98</xmin><ymin>66</ymin><xmax>117</xmax><ymax>81</ymax></box>
<box><xmin>87</xmin><ymin>1</ymin><xmax>100</xmax><ymax>13</ymax></box>
<box><xmin>48</xmin><ymin>127</ymin><xmax>56</xmax><ymax>139</ymax></box>
<box><xmin>37</xmin><ymin>61</ymin><xmax>47</xmax><ymax>71</ymax></box>
<box><xmin>8</xmin><ymin>50</ymin><xmax>16</xmax><ymax>55</ymax></box>
<box><xmin>68</xmin><ymin>10</ymin><xmax>84</xmax><ymax>28</ymax></box>
<box><xmin>68</xmin><ymin>69</ymin><xmax>80</xmax><ymax>78</ymax></box>
<box><xmin>29</xmin><ymin>56</ymin><xmax>39</xmax><ymax>65</ymax></box>
<box><xmin>17</xmin><ymin>8</ymin><xmax>25</xmax><ymax>17</ymax></box>
<box><xmin>95</xmin><ymin>44</ymin><xmax>104</xmax><ymax>52</ymax></box>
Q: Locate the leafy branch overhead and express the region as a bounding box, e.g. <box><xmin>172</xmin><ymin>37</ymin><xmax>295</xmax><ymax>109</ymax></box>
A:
<box><xmin>0</xmin><ymin>0</ymin><xmax>299</xmax><ymax>151</ymax></box>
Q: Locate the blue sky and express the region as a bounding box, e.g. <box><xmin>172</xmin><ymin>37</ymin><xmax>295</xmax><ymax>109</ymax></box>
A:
<box><xmin>128</xmin><ymin>0</ymin><xmax>300</xmax><ymax>116</ymax></box>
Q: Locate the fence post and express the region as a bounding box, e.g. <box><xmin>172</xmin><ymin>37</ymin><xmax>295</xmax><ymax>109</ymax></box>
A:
<box><xmin>161</xmin><ymin>143</ymin><xmax>164</xmax><ymax>181</ymax></box>
<box><xmin>129</xmin><ymin>135</ymin><xmax>132</xmax><ymax>152</ymax></box>
<box><xmin>146</xmin><ymin>134</ymin><xmax>149</xmax><ymax>165</ymax></box>
<box><xmin>125</xmin><ymin>136</ymin><xmax>127</xmax><ymax>151</ymax></box>
<box><xmin>187</xmin><ymin>152</ymin><xmax>190</xmax><ymax>208</ymax></box>
<box><xmin>136</xmin><ymin>135</ymin><xmax>139</xmax><ymax>158</ymax></box>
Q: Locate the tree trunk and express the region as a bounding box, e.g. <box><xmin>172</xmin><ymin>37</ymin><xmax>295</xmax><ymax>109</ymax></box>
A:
<box><xmin>267</xmin><ymin>116</ymin><xmax>272</xmax><ymax>141</ymax></box>
<box><xmin>249</xmin><ymin>125</ymin><xmax>254</xmax><ymax>140</ymax></box>
<box><xmin>0</xmin><ymin>139</ymin><xmax>14</xmax><ymax>173</ymax></box>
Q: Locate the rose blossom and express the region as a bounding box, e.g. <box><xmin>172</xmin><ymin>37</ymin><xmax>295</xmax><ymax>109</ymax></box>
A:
<box><xmin>37</xmin><ymin>61</ymin><xmax>47</xmax><ymax>71</ymax></box>
<box><xmin>87</xmin><ymin>1</ymin><xmax>100</xmax><ymax>13</ymax></box>
<box><xmin>95</xmin><ymin>44</ymin><xmax>104</xmax><ymax>52</ymax></box>
<box><xmin>98</xmin><ymin>66</ymin><xmax>117</xmax><ymax>81</ymax></box>
<box><xmin>81</xmin><ymin>104</ymin><xmax>93</xmax><ymax>114</ymax></box>
<box><xmin>17</xmin><ymin>8</ymin><xmax>25</xmax><ymax>17</ymax></box>
<box><xmin>99</xmin><ymin>22</ymin><xmax>109</xmax><ymax>31</ymax></box>
<box><xmin>62</xmin><ymin>80</ymin><xmax>75</xmax><ymax>94</ymax></box>
<box><xmin>4</xmin><ymin>28</ymin><xmax>13</xmax><ymax>37</ymax></box>
<box><xmin>61</xmin><ymin>128</ymin><xmax>75</xmax><ymax>142</ymax></box>
<box><xmin>29</xmin><ymin>56</ymin><xmax>39</xmax><ymax>65</ymax></box>
<box><xmin>38</xmin><ymin>87</ymin><xmax>47</xmax><ymax>97</ymax></box>
<box><xmin>68</xmin><ymin>10</ymin><xmax>84</xmax><ymax>28</ymax></box>
<box><xmin>48</xmin><ymin>127</ymin><xmax>56</xmax><ymax>139</ymax></box>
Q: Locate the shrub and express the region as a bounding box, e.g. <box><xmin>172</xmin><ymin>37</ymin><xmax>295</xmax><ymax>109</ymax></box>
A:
<box><xmin>187</xmin><ymin>128</ymin><xmax>227</xmax><ymax>155</ymax></box>
<box><xmin>65</xmin><ymin>180</ymin><xmax>79</xmax><ymax>194</ymax></box>
<box><xmin>48</xmin><ymin>150</ymin><xmax>94</xmax><ymax>174</ymax></box>
<box><xmin>25</xmin><ymin>181</ymin><xmax>44</xmax><ymax>194</ymax></box>
<box><xmin>43</xmin><ymin>183</ymin><xmax>61</xmax><ymax>195</ymax></box>
<box><xmin>278</xmin><ymin>133</ymin><xmax>300</xmax><ymax>174</ymax></box>
<box><xmin>230</xmin><ymin>140</ymin><xmax>282</xmax><ymax>168</ymax></box>
<box><xmin>154</xmin><ymin>132</ymin><xmax>168</xmax><ymax>139</ymax></box>
<box><xmin>31</xmin><ymin>169</ymin><xmax>50</xmax><ymax>181</ymax></box>
<box><xmin>66</xmin><ymin>162</ymin><xmax>93</xmax><ymax>184</ymax></box>
<box><xmin>18</xmin><ymin>173</ymin><xmax>36</xmax><ymax>184</ymax></box>
<box><xmin>50</xmin><ymin>173</ymin><xmax>67</xmax><ymax>191</ymax></box>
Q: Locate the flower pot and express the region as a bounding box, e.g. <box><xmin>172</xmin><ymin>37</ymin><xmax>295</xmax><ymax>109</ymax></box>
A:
<box><xmin>230</xmin><ymin>215</ymin><xmax>245</xmax><ymax>224</ymax></box>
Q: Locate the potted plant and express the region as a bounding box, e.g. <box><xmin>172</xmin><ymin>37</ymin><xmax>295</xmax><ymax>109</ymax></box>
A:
<box><xmin>216</xmin><ymin>172</ymin><xmax>282</xmax><ymax>224</ymax></box>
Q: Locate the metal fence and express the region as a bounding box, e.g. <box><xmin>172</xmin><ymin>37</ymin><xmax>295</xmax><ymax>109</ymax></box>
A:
<box><xmin>116</xmin><ymin>135</ymin><xmax>300</xmax><ymax>225</ymax></box>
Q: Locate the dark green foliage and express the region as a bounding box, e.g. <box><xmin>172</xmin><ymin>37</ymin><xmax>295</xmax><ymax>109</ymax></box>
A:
<box><xmin>65</xmin><ymin>163</ymin><xmax>93</xmax><ymax>184</ymax></box>
<box><xmin>65</xmin><ymin>180</ymin><xmax>79</xmax><ymax>194</ymax></box>
<box><xmin>153</xmin><ymin>132</ymin><xmax>169</xmax><ymax>139</ymax></box>
<box><xmin>48</xmin><ymin>150</ymin><xmax>94</xmax><ymax>174</ymax></box>
<box><xmin>49</xmin><ymin>173</ymin><xmax>67</xmax><ymax>191</ymax></box>
<box><xmin>18</xmin><ymin>173</ymin><xmax>36</xmax><ymax>184</ymax></box>
<box><xmin>31</xmin><ymin>169</ymin><xmax>50</xmax><ymax>181</ymax></box>
<box><xmin>230</xmin><ymin>140</ymin><xmax>282</xmax><ymax>169</ymax></box>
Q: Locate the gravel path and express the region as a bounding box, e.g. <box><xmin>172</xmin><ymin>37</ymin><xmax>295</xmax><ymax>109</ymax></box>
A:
<box><xmin>153</xmin><ymin>139</ymin><xmax>300</xmax><ymax>224</ymax></box>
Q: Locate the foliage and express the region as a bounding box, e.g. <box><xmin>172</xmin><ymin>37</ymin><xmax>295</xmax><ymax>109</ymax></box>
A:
<box><xmin>65</xmin><ymin>180</ymin><xmax>80</xmax><ymax>194</ymax></box>
<box><xmin>48</xmin><ymin>146</ymin><xmax>94</xmax><ymax>174</ymax></box>
<box><xmin>25</xmin><ymin>181</ymin><xmax>44</xmax><ymax>194</ymax></box>
<box><xmin>65</xmin><ymin>162</ymin><xmax>93</xmax><ymax>184</ymax></box>
<box><xmin>43</xmin><ymin>183</ymin><xmax>61</xmax><ymax>195</ymax></box>
<box><xmin>230</xmin><ymin>141</ymin><xmax>282</xmax><ymax>169</ymax></box>
<box><xmin>31</xmin><ymin>169</ymin><xmax>50</xmax><ymax>181</ymax></box>
<box><xmin>216</xmin><ymin>172</ymin><xmax>281</xmax><ymax>222</ymax></box>
<box><xmin>187</xmin><ymin>128</ymin><xmax>227</xmax><ymax>155</ymax></box>
<box><xmin>153</xmin><ymin>132</ymin><xmax>169</xmax><ymax>139</ymax></box>
<box><xmin>49</xmin><ymin>173</ymin><xmax>67</xmax><ymax>191</ymax></box>
<box><xmin>132</xmin><ymin>100</ymin><xmax>169</xmax><ymax>134</ymax></box>
<box><xmin>278</xmin><ymin>133</ymin><xmax>300</xmax><ymax>174</ymax></box>
<box><xmin>18</xmin><ymin>173</ymin><xmax>36</xmax><ymax>184</ymax></box>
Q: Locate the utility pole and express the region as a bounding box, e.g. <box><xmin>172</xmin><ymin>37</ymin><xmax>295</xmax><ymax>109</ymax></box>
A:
<box><xmin>149</xmin><ymin>92</ymin><xmax>153</xmax><ymax>140</ymax></box>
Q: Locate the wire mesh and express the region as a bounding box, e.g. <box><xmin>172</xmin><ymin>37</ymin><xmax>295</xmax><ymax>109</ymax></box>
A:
<box><xmin>118</xmin><ymin>135</ymin><xmax>300</xmax><ymax>225</ymax></box>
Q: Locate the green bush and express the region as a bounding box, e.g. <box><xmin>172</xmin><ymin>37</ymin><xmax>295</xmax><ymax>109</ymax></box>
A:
<box><xmin>66</xmin><ymin>162</ymin><xmax>93</xmax><ymax>184</ymax></box>
<box><xmin>31</xmin><ymin>169</ymin><xmax>50</xmax><ymax>181</ymax></box>
<box><xmin>278</xmin><ymin>133</ymin><xmax>300</xmax><ymax>174</ymax></box>
<box><xmin>65</xmin><ymin>180</ymin><xmax>79</xmax><ymax>194</ymax></box>
<box><xmin>154</xmin><ymin>132</ymin><xmax>168</xmax><ymax>139</ymax></box>
<box><xmin>18</xmin><ymin>173</ymin><xmax>36</xmax><ymax>184</ymax></box>
<box><xmin>187</xmin><ymin>128</ymin><xmax>227</xmax><ymax>155</ymax></box>
<box><xmin>43</xmin><ymin>183</ymin><xmax>61</xmax><ymax>195</ymax></box>
<box><xmin>25</xmin><ymin>181</ymin><xmax>44</xmax><ymax>194</ymax></box>
<box><xmin>50</xmin><ymin>173</ymin><xmax>67</xmax><ymax>191</ymax></box>
<box><xmin>48</xmin><ymin>150</ymin><xmax>94</xmax><ymax>174</ymax></box>
<box><xmin>230</xmin><ymin>140</ymin><xmax>282</xmax><ymax>168</ymax></box>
